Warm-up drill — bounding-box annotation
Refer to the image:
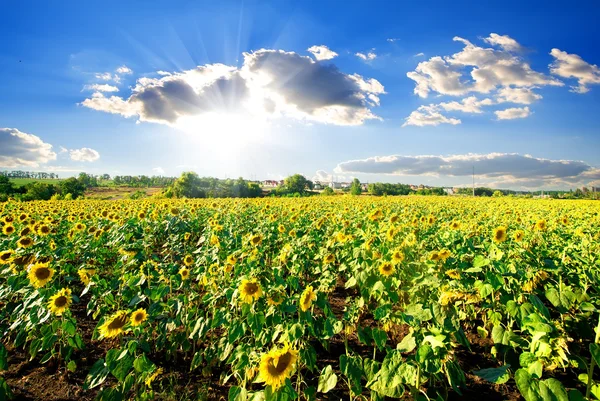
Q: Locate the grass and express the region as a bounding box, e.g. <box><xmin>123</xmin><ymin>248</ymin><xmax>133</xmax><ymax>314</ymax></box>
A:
<box><xmin>9</xmin><ymin>177</ymin><xmax>62</xmax><ymax>187</ymax></box>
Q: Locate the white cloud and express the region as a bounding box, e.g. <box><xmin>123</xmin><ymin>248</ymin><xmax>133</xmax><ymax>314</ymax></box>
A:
<box><xmin>116</xmin><ymin>65</ymin><xmax>133</xmax><ymax>74</ymax></box>
<box><xmin>483</xmin><ymin>33</ymin><xmax>523</xmax><ymax>52</ymax></box>
<box><xmin>356</xmin><ymin>51</ymin><xmax>377</xmax><ymax>61</ymax></box>
<box><xmin>402</xmin><ymin>105</ymin><xmax>461</xmax><ymax>127</ymax></box>
<box><xmin>83</xmin><ymin>84</ymin><xmax>119</xmax><ymax>92</ymax></box>
<box><xmin>157</xmin><ymin>71</ymin><xmax>171</xmax><ymax>76</ymax></box>
<box><xmin>69</xmin><ymin>148</ymin><xmax>100</xmax><ymax>162</ymax></box>
<box><xmin>95</xmin><ymin>72</ymin><xmax>113</xmax><ymax>81</ymax></box>
<box><xmin>59</xmin><ymin>146</ymin><xmax>68</xmax><ymax>153</ymax></box>
<box><xmin>307</xmin><ymin>45</ymin><xmax>338</xmax><ymax>61</ymax></box>
<box><xmin>334</xmin><ymin>152</ymin><xmax>597</xmax><ymax>189</ymax></box>
<box><xmin>81</xmin><ymin>49</ymin><xmax>385</xmax><ymax>127</ymax></box>
<box><xmin>496</xmin><ymin>87</ymin><xmax>542</xmax><ymax>104</ymax></box>
<box><xmin>549</xmin><ymin>48</ymin><xmax>600</xmax><ymax>93</ymax></box>
<box><xmin>406</xmin><ymin>34</ymin><xmax>562</xmax><ymax>98</ymax></box>
<box><xmin>0</xmin><ymin>128</ymin><xmax>57</xmax><ymax>168</ymax></box>
<box><xmin>414</xmin><ymin>52</ymin><xmax>425</xmax><ymax>57</ymax></box>
<box><xmin>152</xmin><ymin>167</ymin><xmax>165</xmax><ymax>175</ymax></box>
<box><xmin>495</xmin><ymin>106</ymin><xmax>531</xmax><ymax>120</ymax></box>
<box><xmin>387</xmin><ymin>38</ymin><xmax>400</xmax><ymax>43</ymax></box>
<box><xmin>439</xmin><ymin>96</ymin><xmax>493</xmax><ymax>113</ymax></box>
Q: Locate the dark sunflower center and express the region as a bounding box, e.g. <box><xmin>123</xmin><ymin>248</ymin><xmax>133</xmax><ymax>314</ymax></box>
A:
<box><xmin>252</xmin><ymin>237</ymin><xmax>260</xmax><ymax>244</ymax></box>
<box><xmin>134</xmin><ymin>313</ymin><xmax>144</xmax><ymax>322</ymax></box>
<box><xmin>383</xmin><ymin>264</ymin><xmax>392</xmax><ymax>272</ymax></box>
<box><xmin>0</xmin><ymin>253</ymin><xmax>10</xmax><ymax>261</ymax></box>
<box><xmin>245</xmin><ymin>283</ymin><xmax>258</xmax><ymax>295</ymax></box>
<box><xmin>54</xmin><ymin>296</ymin><xmax>67</xmax><ymax>307</ymax></box>
<box><xmin>35</xmin><ymin>268</ymin><xmax>50</xmax><ymax>280</ymax></box>
<box><xmin>495</xmin><ymin>230</ymin><xmax>504</xmax><ymax>240</ymax></box>
<box><xmin>108</xmin><ymin>315</ymin><xmax>128</xmax><ymax>330</ymax></box>
<box><xmin>267</xmin><ymin>352</ymin><xmax>293</xmax><ymax>375</ymax></box>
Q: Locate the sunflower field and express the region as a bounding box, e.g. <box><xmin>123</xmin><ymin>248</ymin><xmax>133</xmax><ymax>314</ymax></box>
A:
<box><xmin>1</xmin><ymin>197</ymin><xmax>600</xmax><ymax>401</ymax></box>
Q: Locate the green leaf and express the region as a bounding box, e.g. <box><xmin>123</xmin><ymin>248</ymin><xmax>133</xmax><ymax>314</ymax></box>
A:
<box><xmin>345</xmin><ymin>277</ymin><xmax>357</xmax><ymax>289</ymax></box>
<box><xmin>229</xmin><ymin>386</ymin><xmax>248</xmax><ymax>401</ymax></box>
<box><xmin>67</xmin><ymin>360</ymin><xmax>77</xmax><ymax>373</ymax></box>
<box><xmin>372</xmin><ymin>329</ymin><xmax>387</xmax><ymax>350</ymax></box>
<box><xmin>539</xmin><ymin>378</ymin><xmax>568</xmax><ymax>401</ymax></box>
<box><xmin>473</xmin><ymin>255</ymin><xmax>490</xmax><ymax>269</ymax></box>
<box><xmin>317</xmin><ymin>365</ymin><xmax>337</xmax><ymax>393</ymax></box>
<box><xmin>591</xmin><ymin>343</ymin><xmax>600</xmax><ymax>367</ymax></box>
<box><xmin>0</xmin><ymin>344</ymin><xmax>7</xmax><ymax>371</ymax></box>
<box><xmin>84</xmin><ymin>359</ymin><xmax>110</xmax><ymax>389</ymax></box>
<box><xmin>473</xmin><ymin>364</ymin><xmax>511</xmax><ymax>384</ymax></box>
<box><xmin>396</xmin><ymin>331</ymin><xmax>416</xmax><ymax>353</ymax></box>
<box><xmin>133</xmin><ymin>354</ymin><xmax>155</xmax><ymax>374</ymax></box>
<box><xmin>515</xmin><ymin>369</ymin><xmax>541</xmax><ymax>401</ymax></box>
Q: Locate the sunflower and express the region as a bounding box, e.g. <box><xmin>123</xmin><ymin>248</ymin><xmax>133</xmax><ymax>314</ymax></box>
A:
<box><xmin>404</xmin><ymin>233</ymin><xmax>417</xmax><ymax>246</ymax></box>
<box><xmin>179</xmin><ymin>267</ymin><xmax>190</xmax><ymax>280</ymax></box>
<box><xmin>239</xmin><ymin>279</ymin><xmax>262</xmax><ymax>304</ymax></box>
<box><xmin>324</xmin><ymin>254</ymin><xmax>335</xmax><ymax>264</ymax></box>
<box><xmin>429</xmin><ymin>251</ymin><xmax>440</xmax><ymax>262</ymax></box>
<box><xmin>278</xmin><ymin>225</ymin><xmax>286</xmax><ymax>233</ymax></box>
<box><xmin>391</xmin><ymin>250</ymin><xmax>404</xmax><ymax>264</ymax></box>
<box><xmin>258</xmin><ymin>343</ymin><xmax>299</xmax><ymax>390</ymax></box>
<box><xmin>492</xmin><ymin>226</ymin><xmax>507</xmax><ymax>243</ymax></box>
<box><xmin>17</xmin><ymin>236</ymin><xmax>34</xmax><ymax>248</ymax></box>
<box><xmin>514</xmin><ymin>230</ymin><xmax>525</xmax><ymax>242</ymax></box>
<box><xmin>445</xmin><ymin>269</ymin><xmax>461</xmax><ymax>280</ymax></box>
<box><xmin>249</xmin><ymin>234</ymin><xmax>262</xmax><ymax>247</ymax></box>
<box><xmin>536</xmin><ymin>219</ymin><xmax>547</xmax><ymax>231</ymax></box>
<box><xmin>379</xmin><ymin>262</ymin><xmax>395</xmax><ymax>277</ymax></box>
<box><xmin>20</xmin><ymin>226</ymin><xmax>32</xmax><ymax>236</ymax></box>
<box><xmin>0</xmin><ymin>250</ymin><xmax>14</xmax><ymax>264</ymax></box>
<box><xmin>99</xmin><ymin>310</ymin><xmax>129</xmax><ymax>338</ymax></box>
<box><xmin>48</xmin><ymin>288</ymin><xmax>72</xmax><ymax>315</ymax></box>
<box><xmin>267</xmin><ymin>292</ymin><xmax>284</xmax><ymax>306</ymax></box>
<box><xmin>2</xmin><ymin>224</ymin><xmax>15</xmax><ymax>236</ymax></box>
<box><xmin>184</xmin><ymin>232</ymin><xmax>191</xmax><ymax>241</ymax></box>
<box><xmin>226</xmin><ymin>254</ymin><xmax>238</xmax><ymax>265</ymax></box>
<box><xmin>78</xmin><ymin>269</ymin><xmax>95</xmax><ymax>286</ymax></box>
<box><xmin>37</xmin><ymin>225</ymin><xmax>51</xmax><ymax>236</ymax></box>
<box><xmin>299</xmin><ymin>286</ymin><xmax>317</xmax><ymax>312</ymax></box>
<box><xmin>28</xmin><ymin>262</ymin><xmax>54</xmax><ymax>288</ymax></box>
<box><xmin>449</xmin><ymin>221</ymin><xmax>461</xmax><ymax>230</ymax></box>
<box><xmin>183</xmin><ymin>254</ymin><xmax>194</xmax><ymax>267</ymax></box>
<box><xmin>439</xmin><ymin>249</ymin><xmax>451</xmax><ymax>260</ymax></box>
<box><xmin>130</xmin><ymin>308</ymin><xmax>148</xmax><ymax>326</ymax></box>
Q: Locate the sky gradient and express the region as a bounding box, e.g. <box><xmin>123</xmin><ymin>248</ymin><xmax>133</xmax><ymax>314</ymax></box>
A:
<box><xmin>1</xmin><ymin>0</ymin><xmax>600</xmax><ymax>190</ymax></box>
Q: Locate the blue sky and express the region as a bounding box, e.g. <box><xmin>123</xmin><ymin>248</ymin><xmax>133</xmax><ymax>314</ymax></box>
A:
<box><xmin>1</xmin><ymin>0</ymin><xmax>600</xmax><ymax>189</ymax></box>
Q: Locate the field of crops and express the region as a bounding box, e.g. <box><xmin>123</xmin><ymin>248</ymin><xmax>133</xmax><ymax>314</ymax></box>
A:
<box><xmin>0</xmin><ymin>197</ymin><xmax>599</xmax><ymax>401</ymax></box>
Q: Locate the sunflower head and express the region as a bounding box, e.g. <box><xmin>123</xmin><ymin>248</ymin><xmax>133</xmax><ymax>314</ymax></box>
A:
<box><xmin>130</xmin><ymin>308</ymin><xmax>148</xmax><ymax>327</ymax></box>
<box><xmin>514</xmin><ymin>230</ymin><xmax>525</xmax><ymax>242</ymax></box>
<box><xmin>379</xmin><ymin>262</ymin><xmax>395</xmax><ymax>277</ymax></box>
<box><xmin>239</xmin><ymin>279</ymin><xmax>262</xmax><ymax>304</ymax></box>
<box><xmin>2</xmin><ymin>224</ymin><xmax>15</xmax><ymax>236</ymax></box>
<box><xmin>391</xmin><ymin>250</ymin><xmax>404</xmax><ymax>264</ymax></box>
<box><xmin>0</xmin><ymin>250</ymin><xmax>14</xmax><ymax>265</ymax></box>
<box><xmin>324</xmin><ymin>254</ymin><xmax>335</xmax><ymax>264</ymax></box>
<box><xmin>429</xmin><ymin>251</ymin><xmax>440</xmax><ymax>262</ymax></box>
<box><xmin>299</xmin><ymin>286</ymin><xmax>317</xmax><ymax>312</ymax></box>
<box><xmin>17</xmin><ymin>236</ymin><xmax>34</xmax><ymax>248</ymax></box>
<box><xmin>450</xmin><ymin>221</ymin><xmax>461</xmax><ymax>230</ymax></box>
<box><xmin>439</xmin><ymin>249</ymin><xmax>451</xmax><ymax>260</ymax></box>
<box><xmin>258</xmin><ymin>343</ymin><xmax>299</xmax><ymax>390</ymax></box>
<box><xmin>179</xmin><ymin>267</ymin><xmax>190</xmax><ymax>280</ymax></box>
<box><xmin>250</xmin><ymin>234</ymin><xmax>262</xmax><ymax>246</ymax></box>
<box><xmin>493</xmin><ymin>226</ymin><xmax>507</xmax><ymax>243</ymax></box>
<box><xmin>183</xmin><ymin>254</ymin><xmax>194</xmax><ymax>267</ymax></box>
<box><xmin>37</xmin><ymin>225</ymin><xmax>51</xmax><ymax>236</ymax></box>
<box><xmin>536</xmin><ymin>219</ymin><xmax>547</xmax><ymax>231</ymax></box>
<box><xmin>48</xmin><ymin>288</ymin><xmax>72</xmax><ymax>315</ymax></box>
<box><xmin>99</xmin><ymin>311</ymin><xmax>129</xmax><ymax>338</ymax></box>
<box><xmin>28</xmin><ymin>262</ymin><xmax>54</xmax><ymax>288</ymax></box>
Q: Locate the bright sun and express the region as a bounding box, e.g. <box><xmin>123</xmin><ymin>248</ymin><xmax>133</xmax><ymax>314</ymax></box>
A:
<box><xmin>177</xmin><ymin>113</ymin><xmax>270</xmax><ymax>156</ymax></box>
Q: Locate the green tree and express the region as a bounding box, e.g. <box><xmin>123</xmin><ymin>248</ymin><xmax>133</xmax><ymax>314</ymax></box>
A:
<box><xmin>350</xmin><ymin>178</ymin><xmax>362</xmax><ymax>195</ymax></box>
<box><xmin>172</xmin><ymin>172</ymin><xmax>206</xmax><ymax>198</ymax></box>
<box><xmin>283</xmin><ymin>174</ymin><xmax>312</xmax><ymax>194</ymax></box>
<box><xmin>492</xmin><ymin>190</ymin><xmax>504</xmax><ymax>197</ymax></box>
<box><xmin>60</xmin><ymin>177</ymin><xmax>86</xmax><ymax>199</ymax></box>
<box><xmin>23</xmin><ymin>182</ymin><xmax>57</xmax><ymax>201</ymax></box>
<box><xmin>321</xmin><ymin>186</ymin><xmax>334</xmax><ymax>196</ymax></box>
<box><xmin>0</xmin><ymin>176</ymin><xmax>14</xmax><ymax>195</ymax></box>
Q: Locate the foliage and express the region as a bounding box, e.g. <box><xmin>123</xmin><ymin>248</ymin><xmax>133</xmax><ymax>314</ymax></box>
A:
<box><xmin>350</xmin><ymin>178</ymin><xmax>362</xmax><ymax>196</ymax></box>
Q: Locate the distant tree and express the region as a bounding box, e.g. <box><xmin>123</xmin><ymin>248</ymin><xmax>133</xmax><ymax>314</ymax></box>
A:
<box><xmin>101</xmin><ymin>174</ymin><xmax>111</xmax><ymax>181</ymax></box>
<box><xmin>60</xmin><ymin>177</ymin><xmax>86</xmax><ymax>199</ymax></box>
<box><xmin>78</xmin><ymin>172</ymin><xmax>98</xmax><ymax>188</ymax></box>
<box><xmin>350</xmin><ymin>178</ymin><xmax>362</xmax><ymax>196</ymax></box>
<box><xmin>492</xmin><ymin>190</ymin><xmax>504</xmax><ymax>197</ymax></box>
<box><xmin>0</xmin><ymin>176</ymin><xmax>14</xmax><ymax>195</ymax></box>
<box><xmin>321</xmin><ymin>186</ymin><xmax>334</xmax><ymax>196</ymax></box>
<box><xmin>172</xmin><ymin>172</ymin><xmax>206</xmax><ymax>198</ymax></box>
<box><xmin>283</xmin><ymin>174</ymin><xmax>312</xmax><ymax>194</ymax></box>
<box><xmin>23</xmin><ymin>182</ymin><xmax>57</xmax><ymax>201</ymax></box>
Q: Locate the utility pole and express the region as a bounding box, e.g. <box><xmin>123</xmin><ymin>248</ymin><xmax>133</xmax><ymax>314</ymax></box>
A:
<box><xmin>472</xmin><ymin>166</ymin><xmax>475</xmax><ymax>197</ymax></box>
